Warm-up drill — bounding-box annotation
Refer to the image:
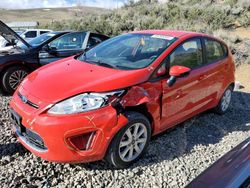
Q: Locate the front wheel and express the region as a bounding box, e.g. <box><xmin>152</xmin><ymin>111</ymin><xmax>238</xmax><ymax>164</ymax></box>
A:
<box><xmin>106</xmin><ymin>112</ymin><xmax>151</xmax><ymax>168</ymax></box>
<box><xmin>214</xmin><ymin>86</ymin><xmax>233</xmax><ymax>114</ymax></box>
<box><xmin>2</xmin><ymin>66</ymin><xmax>28</xmax><ymax>95</ymax></box>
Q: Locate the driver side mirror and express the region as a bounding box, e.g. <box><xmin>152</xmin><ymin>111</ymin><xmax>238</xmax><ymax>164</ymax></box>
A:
<box><xmin>43</xmin><ymin>44</ymin><xmax>50</xmax><ymax>52</ymax></box>
<box><xmin>43</xmin><ymin>45</ymin><xmax>57</xmax><ymax>55</ymax></box>
<box><xmin>167</xmin><ymin>65</ymin><xmax>191</xmax><ymax>87</ymax></box>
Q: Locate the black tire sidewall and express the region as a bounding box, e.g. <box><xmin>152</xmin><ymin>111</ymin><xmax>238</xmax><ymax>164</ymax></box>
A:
<box><xmin>107</xmin><ymin>112</ymin><xmax>151</xmax><ymax>168</ymax></box>
<box><xmin>2</xmin><ymin>66</ymin><xmax>28</xmax><ymax>94</ymax></box>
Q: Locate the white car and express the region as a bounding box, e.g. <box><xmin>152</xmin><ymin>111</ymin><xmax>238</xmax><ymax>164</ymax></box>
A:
<box><xmin>20</xmin><ymin>29</ymin><xmax>52</xmax><ymax>42</ymax></box>
<box><xmin>0</xmin><ymin>29</ymin><xmax>52</xmax><ymax>50</ymax></box>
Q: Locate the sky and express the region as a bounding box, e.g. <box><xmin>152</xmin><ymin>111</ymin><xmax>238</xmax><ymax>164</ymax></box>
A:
<box><xmin>0</xmin><ymin>0</ymin><xmax>128</xmax><ymax>10</ymax></box>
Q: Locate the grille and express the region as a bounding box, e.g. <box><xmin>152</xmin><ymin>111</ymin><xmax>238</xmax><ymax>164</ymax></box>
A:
<box><xmin>18</xmin><ymin>92</ymin><xmax>39</xmax><ymax>109</ymax></box>
<box><xmin>23</xmin><ymin>128</ymin><xmax>47</xmax><ymax>150</ymax></box>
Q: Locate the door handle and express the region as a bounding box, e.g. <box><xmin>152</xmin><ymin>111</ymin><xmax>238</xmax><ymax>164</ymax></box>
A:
<box><xmin>176</xmin><ymin>90</ymin><xmax>182</xmax><ymax>99</ymax></box>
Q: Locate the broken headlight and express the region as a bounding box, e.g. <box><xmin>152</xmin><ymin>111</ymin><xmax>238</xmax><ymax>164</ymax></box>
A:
<box><xmin>48</xmin><ymin>90</ymin><xmax>125</xmax><ymax>115</ymax></box>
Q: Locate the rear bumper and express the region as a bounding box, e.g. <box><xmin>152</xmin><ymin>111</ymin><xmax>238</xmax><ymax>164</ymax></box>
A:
<box><xmin>10</xmin><ymin>94</ymin><xmax>128</xmax><ymax>163</ymax></box>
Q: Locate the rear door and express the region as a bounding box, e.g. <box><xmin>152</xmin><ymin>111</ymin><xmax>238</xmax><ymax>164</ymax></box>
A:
<box><xmin>202</xmin><ymin>37</ymin><xmax>230</xmax><ymax>103</ymax></box>
<box><xmin>39</xmin><ymin>32</ymin><xmax>87</xmax><ymax>65</ymax></box>
<box><xmin>160</xmin><ymin>38</ymin><xmax>212</xmax><ymax>129</ymax></box>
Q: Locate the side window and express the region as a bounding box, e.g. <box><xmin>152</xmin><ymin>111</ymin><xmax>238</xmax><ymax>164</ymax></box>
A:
<box><xmin>204</xmin><ymin>38</ymin><xmax>225</xmax><ymax>63</ymax></box>
<box><xmin>170</xmin><ymin>39</ymin><xmax>203</xmax><ymax>69</ymax></box>
<box><xmin>24</xmin><ymin>31</ymin><xmax>37</xmax><ymax>38</ymax></box>
<box><xmin>49</xmin><ymin>32</ymin><xmax>86</xmax><ymax>50</ymax></box>
<box><xmin>87</xmin><ymin>34</ymin><xmax>103</xmax><ymax>49</ymax></box>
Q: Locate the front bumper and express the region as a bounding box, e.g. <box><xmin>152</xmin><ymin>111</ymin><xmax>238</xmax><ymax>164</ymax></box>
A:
<box><xmin>10</xmin><ymin>92</ymin><xmax>128</xmax><ymax>163</ymax></box>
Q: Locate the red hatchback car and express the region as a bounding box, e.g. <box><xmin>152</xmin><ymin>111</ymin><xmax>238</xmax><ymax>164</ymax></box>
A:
<box><xmin>10</xmin><ymin>30</ymin><xmax>235</xmax><ymax>168</ymax></box>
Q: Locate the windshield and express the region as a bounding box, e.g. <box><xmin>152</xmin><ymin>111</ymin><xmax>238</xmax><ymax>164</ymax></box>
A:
<box><xmin>78</xmin><ymin>33</ymin><xmax>177</xmax><ymax>70</ymax></box>
<box><xmin>17</xmin><ymin>32</ymin><xmax>56</xmax><ymax>49</ymax></box>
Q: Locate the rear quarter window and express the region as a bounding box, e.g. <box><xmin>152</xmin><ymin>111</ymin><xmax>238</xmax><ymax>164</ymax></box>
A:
<box><xmin>204</xmin><ymin>38</ymin><xmax>226</xmax><ymax>63</ymax></box>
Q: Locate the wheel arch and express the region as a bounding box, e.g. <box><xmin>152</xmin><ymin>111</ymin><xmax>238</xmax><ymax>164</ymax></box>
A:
<box><xmin>229</xmin><ymin>82</ymin><xmax>235</xmax><ymax>90</ymax></box>
<box><xmin>0</xmin><ymin>61</ymin><xmax>32</xmax><ymax>75</ymax></box>
<box><xmin>123</xmin><ymin>103</ymin><xmax>154</xmax><ymax>134</ymax></box>
<box><xmin>104</xmin><ymin>108</ymin><xmax>152</xmax><ymax>167</ymax></box>
<box><xmin>0</xmin><ymin>61</ymin><xmax>31</xmax><ymax>93</ymax></box>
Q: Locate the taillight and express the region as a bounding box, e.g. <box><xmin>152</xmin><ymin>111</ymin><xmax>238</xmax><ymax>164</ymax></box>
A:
<box><xmin>67</xmin><ymin>132</ymin><xmax>95</xmax><ymax>151</ymax></box>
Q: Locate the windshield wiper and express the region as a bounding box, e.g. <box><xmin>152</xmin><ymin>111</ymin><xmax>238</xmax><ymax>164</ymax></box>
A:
<box><xmin>115</xmin><ymin>65</ymin><xmax>134</xmax><ymax>70</ymax></box>
<box><xmin>87</xmin><ymin>60</ymin><xmax>117</xmax><ymax>69</ymax></box>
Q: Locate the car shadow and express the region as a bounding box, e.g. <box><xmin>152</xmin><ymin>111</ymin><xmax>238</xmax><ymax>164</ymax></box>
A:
<box><xmin>75</xmin><ymin>90</ymin><xmax>250</xmax><ymax>170</ymax></box>
<box><xmin>0</xmin><ymin>142</ymin><xmax>27</xmax><ymax>160</ymax></box>
<box><xmin>0</xmin><ymin>89</ymin><xmax>8</xmax><ymax>96</ymax></box>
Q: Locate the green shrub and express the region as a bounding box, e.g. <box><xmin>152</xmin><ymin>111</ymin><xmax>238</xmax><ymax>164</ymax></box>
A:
<box><xmin>40</xmin><ymin>1</ymin><xmax>250</xmax><ymax>36</ymax></box>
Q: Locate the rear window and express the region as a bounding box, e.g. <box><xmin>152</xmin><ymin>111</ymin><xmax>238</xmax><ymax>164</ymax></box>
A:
<box><xmin>204</xmin><ymin>38</ymin><xmax>226</xmax><ymax>63</ymax></box>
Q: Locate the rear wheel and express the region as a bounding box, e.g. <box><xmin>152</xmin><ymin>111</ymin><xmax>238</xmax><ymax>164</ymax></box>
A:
<box><xmin>214</xmin><ymin>86</ymin><xmax>233</xmax><ymax>114</ymax></box>
<box><xmin>2</xmin><ymin>66</ymin><xmax>28</xmax><ymax>95</ymax></box>
<box><xmin>106</xmin><ymin>112</ymin><xmax>151</xmax><ymax>168</ymax></box>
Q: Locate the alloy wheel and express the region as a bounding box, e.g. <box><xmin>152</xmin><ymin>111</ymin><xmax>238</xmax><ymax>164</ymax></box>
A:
<box><xmin>221</xmin><ymin>89</ymin><xmax>232</xmax><ymax>112</ymax></box>
<box><xmin>9</xmin><ymin>70</ymin><xmax>28</xmax><ymax>90</ymax></box>
<box><xmin>118</xmin><ymin>122</ymin><xmax>148</xmax><ymax>162</ymax></box>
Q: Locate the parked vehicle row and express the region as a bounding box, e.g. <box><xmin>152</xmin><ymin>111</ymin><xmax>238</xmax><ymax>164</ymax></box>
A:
<box><xmin>0</xmin><ymin>20</ymin><xmax>109</xmax><ymax>94</ymax></box>
<box><xmin>8</xmin><ymin>28</ymin><xmax>235</xmax><ymax>168</ymax></box>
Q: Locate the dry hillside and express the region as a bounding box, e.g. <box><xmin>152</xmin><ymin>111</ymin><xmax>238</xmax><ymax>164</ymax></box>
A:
<box><xmin>0</xmin><ymin>6</ymin><xmax>109</xmax><ymax>25</ymax></box>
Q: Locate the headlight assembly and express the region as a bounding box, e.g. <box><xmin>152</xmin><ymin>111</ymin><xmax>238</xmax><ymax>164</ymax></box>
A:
<box><xmin>48</xmin><ymin>90</ymin><xmax>125</xmax><ymax>115</ymax></box>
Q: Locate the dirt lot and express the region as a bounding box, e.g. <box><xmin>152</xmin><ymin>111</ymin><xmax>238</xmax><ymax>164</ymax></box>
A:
<box><xmin>236</xmin><ymin>63</ymin><xmax>250</xmax><ymax>91</ymax></box>
<box><xmin>0</xmin><ymin>65</ymin><xmax>249</xmax><ymax>187</ymax></box>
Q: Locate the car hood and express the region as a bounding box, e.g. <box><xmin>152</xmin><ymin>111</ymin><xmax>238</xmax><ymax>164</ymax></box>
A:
<box><xmin>20</xmin><ymin>56</ymin><xmax>150</xmax><ymax>103</ymax></box>
<box><xmin>0</xmin><ymin>21</ymin><xmax>31</xmax><ymax>48</ymax></box>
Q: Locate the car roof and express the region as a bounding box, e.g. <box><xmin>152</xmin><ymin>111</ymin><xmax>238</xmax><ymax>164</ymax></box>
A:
<box><xmin>49</xmin><ymin>31</ymin><xmax>71</xmax><ymax>35</ymax></box>
<box><xmin>131</xmin><ymin>30</ymin><xmax>228</xmax><ymax>45</ymax></box>
<box><xmin>131</xmin><ymin>30</ymin><xmax>204</xmax><ymax>38</ymax></box>
<box><xmin>25</xmin><ymin>29</ymin><xmax>52</xmax><ymax>31</ymax></box>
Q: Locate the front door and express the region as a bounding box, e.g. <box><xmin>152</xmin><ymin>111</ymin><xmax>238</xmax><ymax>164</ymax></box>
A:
<box><xmin>39</xmin><ymin>32</ymin><xmax>87</xmax><ymax>65</ymax></box>
<box><xmin>160</xmin><ymin>38</ymin><xmax>210</xmax><ymax>130</ymax></box>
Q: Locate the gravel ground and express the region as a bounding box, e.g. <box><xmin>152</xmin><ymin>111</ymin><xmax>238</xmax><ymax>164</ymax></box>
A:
<box><xmin>0</xmin><ymin>87</ymin><xmax>250</xmax><ymax>187</ymax></box>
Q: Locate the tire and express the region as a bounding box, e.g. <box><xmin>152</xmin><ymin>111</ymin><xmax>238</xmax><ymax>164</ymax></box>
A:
<box><xmin>106</xmin><ymin>111</ymin><xmax>151</xmax><ymax>168</ymax></box>
<box><xmin>2</xmin><ymin>66</ymin><xmax>29</xmax><ymax>95</ymax></box>
<box><xmin>214</xmin><ymin>86</ymin><xmax>233</xmax><ymax>115</ymax></box>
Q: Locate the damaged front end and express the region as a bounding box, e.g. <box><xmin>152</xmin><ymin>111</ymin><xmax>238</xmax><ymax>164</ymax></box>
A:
<box><xmin>112</xmin><ymin>84</ymin><xmax>163</xmax><ymax>136</ymax></box>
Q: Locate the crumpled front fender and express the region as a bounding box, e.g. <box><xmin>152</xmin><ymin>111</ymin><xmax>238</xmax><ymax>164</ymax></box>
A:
<box><xmin>120</xmin><ymin>86</ymin><xmax>150</xmax><ymax>107</ymax></box>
